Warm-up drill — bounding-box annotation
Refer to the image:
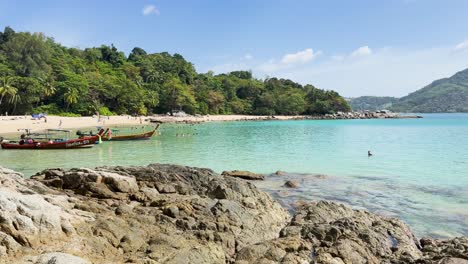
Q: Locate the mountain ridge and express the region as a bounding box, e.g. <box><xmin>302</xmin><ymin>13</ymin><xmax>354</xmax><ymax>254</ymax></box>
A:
<box><xmin>349</xmin><ymin>68</ymin><xmax>468</xmax><ymax>113</ymax></box>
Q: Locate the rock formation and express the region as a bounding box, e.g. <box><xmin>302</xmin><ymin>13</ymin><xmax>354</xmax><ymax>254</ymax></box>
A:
<box><xmin>0</xmin><ymin>165</ymin><xmax>466</xmax><ymax>263</ymax></box>
<box><xmin>221</xmin><ymin>170</ymin><xmax>265</xmax><ymax>181</ymax></box>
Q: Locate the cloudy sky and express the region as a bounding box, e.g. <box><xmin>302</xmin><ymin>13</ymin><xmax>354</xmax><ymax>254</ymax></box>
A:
<box><xmin>1</xmin><ymin>0</ymin><xmax>468</xmax><ymax>97</ymax></box>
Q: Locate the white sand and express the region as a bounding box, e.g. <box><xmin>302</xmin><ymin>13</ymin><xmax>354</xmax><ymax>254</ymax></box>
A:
<box><xmin>0</xmin><ymin>114</ymin><xmax>304</xmax><ymax>135</ymax></box>
<box><xmin>0</xmin><ymin>115</ymin><xmax>147</xmax><ymax>135</ymax></box>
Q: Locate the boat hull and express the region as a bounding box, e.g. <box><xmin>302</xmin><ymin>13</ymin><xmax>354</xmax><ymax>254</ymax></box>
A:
<box><xmin>0</xmin><ymin>136</ymin><xmax>98</xmax><ymax>149</ymax></box>
<box><xmin>101</xmin><ymin>125</ymin><xmax>159</xmax><ymax>141</ymax></box>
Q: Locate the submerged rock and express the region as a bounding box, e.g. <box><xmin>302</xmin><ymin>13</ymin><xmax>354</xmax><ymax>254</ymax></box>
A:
<box><xmin>274</xmin><ymin>170</ymin><xmax>287</xmax><ymax>176</ymax></box>
<box><xmin>284</xmin><ymin>180</ymin><xmax>299</xmax><ymax>188</ymax></box>
<box><xmin>1</xmin><ymin>165</ymin><xmax>466</xmax><ymax>263</ymax></box>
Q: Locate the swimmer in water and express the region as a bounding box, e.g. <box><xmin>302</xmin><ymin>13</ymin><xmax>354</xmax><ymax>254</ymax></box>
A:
<box><xmin>368</xmin><ymin>150</ymin><xmax>373</xmax><ymax>157</ymax></box>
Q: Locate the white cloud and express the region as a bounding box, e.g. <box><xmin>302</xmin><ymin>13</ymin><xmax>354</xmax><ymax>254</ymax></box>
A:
<box><xmin>454</xmin><ymin>40</ymin><xmax>468</xmax><ymax>51</ymax></box>
<box><xmin>350</xmin><ymin>46</ymin><xmax>372</xmax><ymax>57</ymax></box>
<box><xmin>282</xmin><ymin>48</ymin><xmax>320</xmax><ymax>64</ymax></box>
<box><xmin>244</xmin><ymin>53</ymin><xmax>253</xmax><ymax>60</ymax></box>
<box><xmin>202</xmin><ymin>45</ymin><xmax>468</xmax><ymax>97</ymax></box>
<box><xmin>258</xmin><ymin>48</ymin><xmax>321</xmax><ymax>72</ymax></box>
<box><xmin>266</xmin><ymin>47</ymin><xmax>468</xmax><ymax>97</ymax></box>
<box><xmin>142</xmin><ymin>5</ymin><xmax>160</xmax><ymax>16</ymax></box>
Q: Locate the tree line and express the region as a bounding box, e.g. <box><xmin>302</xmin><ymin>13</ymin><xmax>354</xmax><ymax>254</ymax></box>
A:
<box><xmin>0</xmin><ymin>27</ymin><xmax>350</xmax><ymax>116</ymax></box>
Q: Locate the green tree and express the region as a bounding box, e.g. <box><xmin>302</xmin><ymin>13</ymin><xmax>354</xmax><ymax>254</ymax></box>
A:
<box><xmin>160</xmin><ymin>77</ymin><xmax>196</xmax><ymax>114</ymax></box>
<box><xmin>64</xmin><ymin>87</ymin><xmax>79</xmax><ymax>110</ymax></box>
<box><xmin>0</xmin><ymin>77</ymin><xmax>19</xmax><ymax>106</ymax></box>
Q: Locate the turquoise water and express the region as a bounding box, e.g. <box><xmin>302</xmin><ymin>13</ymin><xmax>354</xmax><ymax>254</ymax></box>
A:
<box><xmin>1</xmin><ymin>114</ymin><xmax>467</xmax><ymax>238</ymax></box>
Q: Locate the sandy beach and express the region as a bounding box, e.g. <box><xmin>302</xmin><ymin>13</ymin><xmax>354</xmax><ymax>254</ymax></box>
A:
<box><xmin>0</xmin><ymin>114</ymin><xmax>304</xmax><ymax>135</ymax></box>
<box><xmin>0</xmin><ymin>115</ymin><xmax>149</xmax><ymax>135</ymax></box>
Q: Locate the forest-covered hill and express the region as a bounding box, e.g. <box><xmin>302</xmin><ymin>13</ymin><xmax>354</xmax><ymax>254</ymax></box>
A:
<box><xmin>0</xmin><ymin>27</ymin><xmax>350</xmax><ymax>116</ymax></box>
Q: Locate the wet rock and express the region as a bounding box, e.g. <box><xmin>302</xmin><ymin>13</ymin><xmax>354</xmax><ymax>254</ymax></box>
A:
<box><xmin>274</xmin><ymin>170</ymin><xmax>287</xmax><ymax>176</ymax></box>
<box><xmin>238</xmin><ymin>200</ymin><xmax>430</xmax><ymax>264</ymax></box>
<box><xmin>284</xmin><ymin>180</ymin><xmax>299</xmax><ymax>188</ymax></box>
<box><xmin>222</xmin><ymin>170</ymin><xmax>265</xmax><ymax>180</ymax></box>
<box><xmin>289</xmin><ymin>201</ymin><xmax>423</xmax><ymax>263</ymax></box>
<box><xmin>419</xmin><ymin>237</ymin><xmax>468</xmax><ymax>263</ymax></box>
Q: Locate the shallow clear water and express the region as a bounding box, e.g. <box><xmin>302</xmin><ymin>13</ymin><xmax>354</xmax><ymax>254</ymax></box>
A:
<box><xmin>0</xmin><ymin>113</ymin><xmax>467</xmax><ymax>238</ymax></box>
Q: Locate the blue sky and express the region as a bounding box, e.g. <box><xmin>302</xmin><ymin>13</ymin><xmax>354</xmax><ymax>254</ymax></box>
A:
<box><xmin>1</xmin><ymin>0</ymin><xmax>468</xmax><ymax>97</ymax></box>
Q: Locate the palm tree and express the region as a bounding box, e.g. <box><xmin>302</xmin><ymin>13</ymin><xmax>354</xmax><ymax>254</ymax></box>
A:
<box><xmin>0</xmin><ymin>77</ymin><xmax>19</xmax><ymax>106</ymax></box>
<box><xmin>145</xmin><ymin>70</ymin><xmax>159</xmax><ymax>83</ymax></box>
<box><xmin>39</xmin><ymin>77</ymin><xmax>56</xmax><ymax>97</ymax></box>
<box><xmin>64</xmin><ymin>87</ymin><xmax>78</xmax><ymax>111</ymax></box>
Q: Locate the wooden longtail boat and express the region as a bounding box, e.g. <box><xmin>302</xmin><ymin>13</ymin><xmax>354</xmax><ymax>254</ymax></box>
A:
<box><xmin>100</xmin><ymin>124</ymin><xmax>159</xmax><ymax>141</ymax></box>
<box><xmin>0</xmin><ymin>129</ymin><xmax>101</xmax><ymax>150</ymax></box>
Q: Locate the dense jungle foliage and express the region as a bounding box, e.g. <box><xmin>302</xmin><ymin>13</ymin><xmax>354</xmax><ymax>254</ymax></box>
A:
<box><xmin>0</xmin><ymin>27</ymin><xmax>350</xmax><ymax>116</ymax></box>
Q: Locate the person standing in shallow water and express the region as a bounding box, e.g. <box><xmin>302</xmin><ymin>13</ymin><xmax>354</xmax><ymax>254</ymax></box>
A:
<box><xmin>368</xmin><ymin>150</ymin><xmax>373</xmax><ymax>157</ymax></box>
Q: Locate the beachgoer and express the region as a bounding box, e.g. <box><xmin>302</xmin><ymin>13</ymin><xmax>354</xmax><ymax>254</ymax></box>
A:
<box><xmin>368</xmin><ymin>150</ymin><xmax>373</xmax><ymax>157</ymax></box>
<box><xmin>59</xmin><ymin>119</ymin><xmax>63</xmax><ymax>128</ymax></box>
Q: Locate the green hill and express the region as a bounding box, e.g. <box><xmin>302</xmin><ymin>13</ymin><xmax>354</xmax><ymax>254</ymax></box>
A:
<box><xmin>0</xmin><ymin>26</ymin><xmax>350</xmax><ymax>116</ymax></box>
<box><xmin>349</xmin><ymin>96</ymin><xmax>398</xmax><ymax>111</ymax></box>
<box><xmin>390</xmin><ymin>68</ymin><xmax>468</xmax><ymax>113</ymax></box>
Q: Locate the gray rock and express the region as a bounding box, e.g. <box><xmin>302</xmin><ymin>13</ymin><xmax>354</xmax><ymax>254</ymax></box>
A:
<box><xmin>4</xmin><ymin>164</ymin><xmax>288</xmax><ymax>263</ymax></box>
<box><xmin>274</xmin><ymin>170</ymin><xmax>287</xmax><ymax>176</ymax></box>
<box><xmin>222</xmin><ymin>170</ymin><xmax>265</xmax><ymax>180</ymax></box>
<box><xmin>284</xmin><ymin>180</ymin><xmax>299</xmax><ymax>188</ymax></box>
<box><xmin>2</xmin><ymin>165</ymin><xmax>467</xmax><ymax>264</ymax></box>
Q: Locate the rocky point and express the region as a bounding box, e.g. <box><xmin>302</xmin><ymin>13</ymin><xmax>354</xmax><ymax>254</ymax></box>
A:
<box><xmin>0</xmin><ymin>165</ymin><xmax>466</xmax><ymax>263</ymax></box>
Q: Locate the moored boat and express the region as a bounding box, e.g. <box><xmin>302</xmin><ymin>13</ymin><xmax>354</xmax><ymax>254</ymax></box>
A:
<box><xmin>99</xmin><ymin>124</ymin><xmax>159</xmax><ymax>141</ymax></box>
<box><xmin>0</xmin><ymin>129</ymin><xmax>100</xmax><ymax>149</ymax></box>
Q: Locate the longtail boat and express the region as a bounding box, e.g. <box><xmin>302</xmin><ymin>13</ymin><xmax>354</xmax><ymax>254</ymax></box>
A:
<box><xmin>99</xmin><ymin>124</ymin><xmax>159</xmax><ymax>141</ymax></box>
<box><xmin>0</xmin><ymin>129</ymin><xmax>102</xmax><ymax>150</ymax></box>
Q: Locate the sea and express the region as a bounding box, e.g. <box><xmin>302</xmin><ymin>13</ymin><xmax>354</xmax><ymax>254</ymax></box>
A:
<box><xmin>1</xmin><ymin>113</ymin><xmax>467</xmax><ymax>238</ymax></box>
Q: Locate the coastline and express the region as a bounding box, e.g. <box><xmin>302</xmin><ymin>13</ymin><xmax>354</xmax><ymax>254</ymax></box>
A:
<box><xmin>0</xmin><ymin>164</ymin><xmax>465</xmax><ymax>263</ymax></box>
<box><xmin>0</xmin><ymin>115</ymin><xmax>147</xmax><ymax>135</ymax></box>
<box><xmin>0</xmin><ymin>112</ymin><xmax>421</xmax><ymax>134</ymax></box>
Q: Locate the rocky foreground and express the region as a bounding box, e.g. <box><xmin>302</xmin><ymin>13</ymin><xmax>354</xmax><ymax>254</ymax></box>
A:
<box><xmin>0</xmin><ymin>165</ymin><xmax>466</xmax><ymax>264</ymax></box>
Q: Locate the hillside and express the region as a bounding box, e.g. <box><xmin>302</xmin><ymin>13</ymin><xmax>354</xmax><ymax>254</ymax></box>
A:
<box><xmin>349</xmin><ymin>96</ymin><xmax>398</xmax><ymax>111</ymax></box>
<box><xmin>390</xmin><ymin>69</ymin><xmax>468</xmax><ymax>113</ymax></box>
<box><xmin>0</xmin><ymin>26</ymin><xmax>350</xmax><ymax>116</ymax></box>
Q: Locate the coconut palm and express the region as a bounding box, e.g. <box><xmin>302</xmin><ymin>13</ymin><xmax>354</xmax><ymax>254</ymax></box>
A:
<box><xmin>145</xmin><ymin>70</ymin><xmax>160</xmax><ymax>83</ymax></box>
<box><xmin>0</xmin><ymin>77</ymin><xmax>19</xmax><ymax>105</ymax></box>
<box><xmin>64</xmin><ymin>87</ymin><xmax>79</xmax><ymax>110</ymax></box>
<box><xmin>38</xmin><ymin>77</ymin><xmax>56</xmax><ymax>97</ymax></box>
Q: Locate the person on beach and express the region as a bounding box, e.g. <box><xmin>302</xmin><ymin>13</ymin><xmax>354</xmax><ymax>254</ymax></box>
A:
<box><xmin>59</xmin><ymin>119</ymin><xmax>63</xmax><ymax>128</ymax></box>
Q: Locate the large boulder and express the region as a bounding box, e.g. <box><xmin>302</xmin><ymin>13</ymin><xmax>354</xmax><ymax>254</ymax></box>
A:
<box><xmin>9</xmin><ymin>164</ymin><xmax>289</xmax><ymax>263</ymax></box>
<box><xmin>0</xmin><ymin>168</ymin><xmax>88</xmax><ymax>263</ymax></box>
<box><xmin>235</xmin><ymin>201</ymin><xmax>466</xmax><ymax>264</ymax></box>
<box><xmin>1</xmin><ymin>165</ymin><xmax>467</xmax><ymax>263</ymax></box>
